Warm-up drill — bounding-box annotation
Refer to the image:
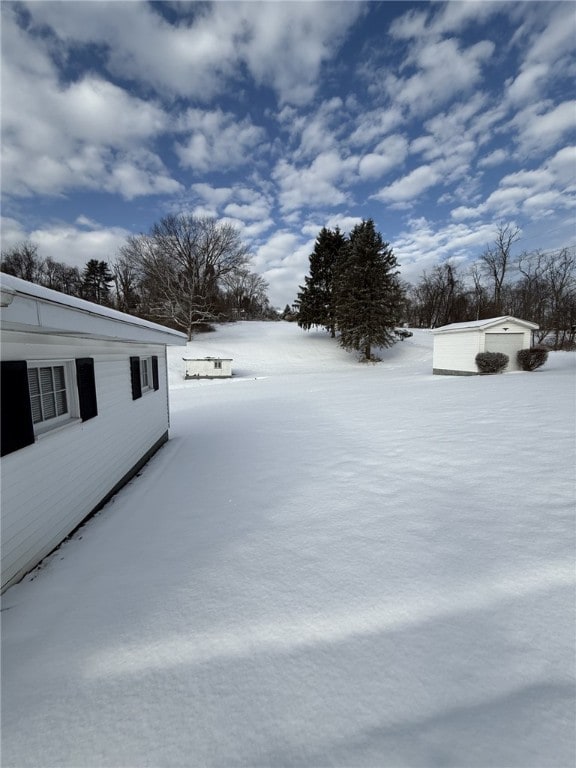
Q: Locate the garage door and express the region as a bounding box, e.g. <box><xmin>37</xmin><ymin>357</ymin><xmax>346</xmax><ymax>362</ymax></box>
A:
<box><xmin>485</xmin><ymin>333</ymin><xmax>524</xmax><ymax>370</ymax></box>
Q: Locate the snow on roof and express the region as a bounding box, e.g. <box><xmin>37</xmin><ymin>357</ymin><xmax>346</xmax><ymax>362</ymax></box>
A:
<box><xmin>0</xmin><ymin>273</ymin><xmax>187</xmax><ymax>345</ymax></box>
<box><xmin>432</xmin><ymin>316</ymin><xmax>539</xmax><ymax>333</ymax></box>
<box><xmin>182</xmin><ymin>357</ymin><xmax>233</xmax><ymax>361</ymax></box>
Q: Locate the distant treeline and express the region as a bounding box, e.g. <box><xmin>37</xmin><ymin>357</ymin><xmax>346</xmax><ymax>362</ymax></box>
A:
<box><xmin>0</xmin><ymin>215</ymin><xmax>275</xmax><ymax>340</ymax></box>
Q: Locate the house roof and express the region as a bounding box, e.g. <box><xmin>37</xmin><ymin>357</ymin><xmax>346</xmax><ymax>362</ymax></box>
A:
<box><xmin>0</xmin><ymin>274</ymin><xmax>188</xmax><ymax>345</ymax></box>
<box><xmin>432</xmin><ymin>316</ymin><xmax>539</xmax><ymax>334</ymax></box>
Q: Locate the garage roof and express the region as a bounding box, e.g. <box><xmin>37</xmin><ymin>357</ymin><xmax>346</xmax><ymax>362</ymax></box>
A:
<box><xmin>432</xmin><ymin>316</ymin><xmax>539</xmax><ymax>334</ymax></box>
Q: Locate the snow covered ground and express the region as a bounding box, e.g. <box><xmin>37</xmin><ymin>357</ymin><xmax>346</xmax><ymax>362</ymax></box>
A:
<box><xmin>2</xmin><ymin>322</ymin><xmax>575</xmax><ymax>768</ymax></box>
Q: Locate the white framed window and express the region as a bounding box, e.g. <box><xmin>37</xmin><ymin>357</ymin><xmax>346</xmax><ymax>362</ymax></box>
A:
<box><xmin>140</xmin><ymin>356</ymin><xmax>153</xmax><ymax>393</ymax></box>
<box><xmin>27</xmin><ymin>361</ymin><xmax>79</xmax><ymax>435</ymax></box>
<box><xmin>214</xmin><ymin>360</ymin><xmax>222</xmax><ymax>370</ymax></box>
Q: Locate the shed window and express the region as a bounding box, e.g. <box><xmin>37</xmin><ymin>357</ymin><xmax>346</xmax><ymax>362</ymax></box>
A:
<box><xmin>214</xmin><ymin>360</ymin><xmax>222</xmax><ymax>370</ymax></box>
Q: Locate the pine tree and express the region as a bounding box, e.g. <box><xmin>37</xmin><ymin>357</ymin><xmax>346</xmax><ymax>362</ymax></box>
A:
<box><xmin>296</xmin><ymin>226</ymin><xmax>345</xmax><ymax>337</ymax></box>
<box><xmin>81</xmin><ymin>260</ymin><xmax>114</xmax><ymax>305</ymax></box>
<box><xmin>335</xmin><ymin>219</ymin><xmax>404</xmax><ymax>360</ymax></box>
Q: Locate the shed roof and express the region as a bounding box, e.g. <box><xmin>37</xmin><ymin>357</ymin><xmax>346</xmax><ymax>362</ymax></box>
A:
<box><xmin>432</xmin><ymin>316</ymin><xmax>539</xmax><ymax>334</ymax></box>
<box><xmin>183</xmin><ymin>356</ymin><xmax>233</xmax><ymax>362</ymax></box>
<box><xmin>0</xmin><ymin>274</ymin><xmax>187</xmax><ymax>345</ymax></box>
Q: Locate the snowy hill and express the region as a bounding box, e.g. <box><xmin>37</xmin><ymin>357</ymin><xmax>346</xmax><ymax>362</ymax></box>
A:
<box><xmin>168</xmin><ymin>321</ymin><xmax>434</xmax><ymax>382</ymax></box>
<box><xmin>2</xmin><ymin>321</ymin><xmax>575</xmax><ymax>768</ymax></box>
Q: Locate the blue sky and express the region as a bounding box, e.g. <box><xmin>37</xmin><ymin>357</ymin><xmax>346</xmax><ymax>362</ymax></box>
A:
<box><xmin>1</xmin><ymin>1</ymin><xmax>574</xmax><ymax>308</ymax></box>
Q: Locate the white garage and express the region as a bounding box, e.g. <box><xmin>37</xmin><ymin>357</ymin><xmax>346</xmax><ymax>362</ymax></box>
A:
<box><xmin>432</xmin><ymin>316</ymin><xmax>539</xmax><ymax>375</ymax></box>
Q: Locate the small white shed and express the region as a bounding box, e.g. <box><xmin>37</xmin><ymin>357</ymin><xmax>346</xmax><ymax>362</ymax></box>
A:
<box><xmin>183</xmin><ymin>357</ymin><xmax>233</xmax><ymax>379</ymax></box>
<box><xmin>0</xmin><ymin>274</ymin><xmax>187</xmax><ymax>592</ymax></box>
<box><xmin>432</xmin><ymin>316</ymin><xmax>539</xmax><ymax>375</ymax></box>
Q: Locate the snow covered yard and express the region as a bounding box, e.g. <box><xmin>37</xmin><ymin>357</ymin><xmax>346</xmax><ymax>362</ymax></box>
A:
<box><xmin>2</xmin><ymin>322</ymin><xmax>575</xmax><ymax>768</ymax></box>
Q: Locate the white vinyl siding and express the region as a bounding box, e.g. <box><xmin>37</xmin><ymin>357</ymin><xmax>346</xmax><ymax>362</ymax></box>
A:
<box><xmin>433</xmin><ymin>331</ymin><xmax>483</xmax><ymax>373</ymax></box>
<box><xmin>1</xmin><ymin>336</ymin><xmax>170</xmax><ymax>591</ymax></box>
<box><xmin>183</xmin><ymin>357</ymin><xmax>233</xmax><ymax>378</ymax></box>
<box><xmin>433</xmin><ymin>318</ymin><xmax>536</xmax><ymax>375</ymax></box>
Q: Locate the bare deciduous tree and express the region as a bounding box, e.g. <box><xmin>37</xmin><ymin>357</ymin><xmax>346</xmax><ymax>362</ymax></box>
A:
<box><xmin>117</xmin><ymin>216</ymin><xmax>254</xmax><ymax>339</ymax></box>
<box><xmin>479</xmin><ymin>223</ymin><xmax>520</xmax><ymax>314</ymax></box>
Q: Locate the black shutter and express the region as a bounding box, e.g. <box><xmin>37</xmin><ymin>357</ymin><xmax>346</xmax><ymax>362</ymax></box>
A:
<box><xmin>130</xmin><ymin>357</ymin><xmax>142</xmax><ymax>400</ymax></box>
<box><xmin>75</xmin><ymin>358</ymin><xmax>98</xmax><ymax>421</ymax></box>
<box><xmin>152</xmin><ymin>356</ymin><xmax>159</xmax><ymax>391</ymax></box>
<box><xmin>1</xmin><ymin>361</ymin><xmax>35</xmax><ymax>456</ymax></box>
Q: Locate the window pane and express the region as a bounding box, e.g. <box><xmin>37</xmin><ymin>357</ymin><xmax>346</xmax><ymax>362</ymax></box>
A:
<box><xmin>141</xmin><ymin>359</ymin><xmax>149</xmax><ymax>388</ymax></box>
<box><xmin>53</xmin><ymin>366</ymin><xmax>66</xmax><ymax>389</ymax></box>
<box><xmin>39</xmin><ymin>367</ymin><xmax>54</xmax><ymax>394</ymax></box>
<box><xmin>28</xmin><ymin>368</ymin><xmax>40</xmax><ymax>397</ymax></box>
<box><xmin>42</xmin><ymin>392</ymin><xmax>56</xmax><ymax>419</ymax></box>
<box><xmin>55</xmin><ymin>389</ymin><xmax>68</xmax><ymax>415</ymax></box>
<box><xmin>27</xmin><ymin>369</ymin><xmax>43</xmax><ymax>423</ymax></box>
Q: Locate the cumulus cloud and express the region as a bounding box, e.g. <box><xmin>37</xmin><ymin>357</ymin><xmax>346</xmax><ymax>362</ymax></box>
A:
<box><xmin>384</xmin><ymin>38</ymin><xmax>495</xmax><ymax>117</ymax></box>
<box><xmin>451</xmin><ymin>144</ymin><xmax>576</xmax><ymax>223</ymax></box>
<box><xmin>1</xmin><ymin>5</ymin><xmax>179</xmax><ymax>199</ymax></box>
<box><xmin>273</xmin><ymin>151</ymin><xmax>357</xmax><ymax>213</ymax></box>
<box><xmin>394</xmin><ymin>217</ymin><xmax>498</xmax><ymax>283</ymax></box>
<box><xmin>23</xmin><ymin>0</ymin><xmax>364</xmax><ymax>106</ymax></box>
<box><xmin>3</xmin><ymin>219</ymin><xmax>132</xmax><ymax>270</ymax></box>
<box><xmin>374</xmin><ymin>165</ymin><xmax>440</xmax><ymax>203</ymax></box>
<box><xmin>358</xmin><ymin>135</ymin><xmax>409</xmax><ymax>180</ymax></box>
<box><xmin>478</xmin><ymin>149</ymin><xmax>508</xmax><ymax>168</ymax></box>
<box><xmin>512</xmin><ymin>100</ymin><xmax>576</xmax><ymax>155</ymax></box>
<box><xmin>175</xmin><ymin>109</ymin><xmax>266</xmax><ymax>172</ymax></box>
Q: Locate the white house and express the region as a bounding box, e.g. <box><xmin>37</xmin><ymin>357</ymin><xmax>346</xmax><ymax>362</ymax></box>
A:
<box><xmin>432</xmin><ymin>316</ymin><xmax>539</xmax><ymax>375</ymax></box>
<box><xmin>0</xmin><ymin>274</ymin><xmax>187</xmax><ymax>592</ymax></box>
<box><xmin>183</xmin><ymin>357</ymin><xmax>233</xmax><ymax>379</ymax></box>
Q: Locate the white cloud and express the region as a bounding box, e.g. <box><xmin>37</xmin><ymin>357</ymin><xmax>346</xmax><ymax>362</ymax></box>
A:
<box><xmin>513</xmin><ymin>100</ymin><xmax>576</xmax><ymax>155</ymax></box>
<box><xmin>191</xmin><ymin>184</ymin><xmax>234</xmax><ymax>209</ymax></box>
<box><xmin>374</xmin><ymin>165</ymin><xmax>440</xmax><ymax>203</ymax></box>
<box><xmin>23</xmin><ymin>0</ymin><xmax>364</xmax><ymax>106</ymax></box>
<box><xmin>224</xmin><ymin>201</ymin><xmax>271</xmax><ymax>222</ymax></box>
<box><xmin>175</xmin><ymin>109</ymin><xmax>266</xmax><ymax>172</ymax></box>
<box><xmin>506</xmin><ymin>63</ymin><xmax>549</xmax><ymax>105</ymax></box>
<box><xmin>235</xmin><ymin>2</ymin><xmax>365</xmax><ymax>106</ymax></box>
<box><xmin>358</xmin><ymin>135</ymin><xmax>408</xmax><ymax>180</ymax></box>
<box><xmin>451</xmin><ymin>144</ymin><xmax>576</xmax><ymax>223</ymax></box>
<box><xmin>273</xmin><ymin>151</ymin><xmax>357</xmax><ymax>213</ymax></box>
<box><xmin>0</xmin><ymin>217</ymin><xmax>27</xmax><ymax>248</ymax></box>
<box><xmin>478</xmin><ymin>149</ymin><xmax>507</xmax><ymax>168</ymax></box>
<box><xmin>349</xmin><ymin>108</ymin><xmax>404</xmax><ymax>149</ymax></box>
<box><xmin>2</xmin><ymin>219</ymin><xmax>132</xmax><ymax>270</ymax></box>
<box><xmin>385</xmin><ymin>38</ymin><xmax>495</xmax><ymax>117</ymax></box>
<box><xmin>1</xmin><ymin>6</ymin><xmax>179</xmax><ymax>199</ymax></box>
<box><xmin>289</xmin><ymin>98</ymin><xmax>346</xmax><ymax>161</ymax></box>
<box><xmin>394</xmin><ymin>217</ymin><xmax>498</xmax><ymax>283</ymax></box>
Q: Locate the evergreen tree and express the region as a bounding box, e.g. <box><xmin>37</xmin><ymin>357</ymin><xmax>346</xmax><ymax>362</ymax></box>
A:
<box><xmin>81</xmin><ymin>259</ymin><xmax>114</xmax><ymax>305</ymax></box>
<box><xmin>296</xmin><ymin>226</ymin><xmax>345</xmax><ymax>337</ymax></box>
<box><xmin>335</xmin><ymin>219</ymin><xmax>404</xmax><ymax>360</ymax></box>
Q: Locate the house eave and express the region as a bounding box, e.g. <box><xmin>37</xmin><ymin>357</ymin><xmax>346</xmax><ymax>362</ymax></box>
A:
<box><xmin>0</xmin><ymin>275</ymin><xmax>187</xmax><ymax>346</ymax></box>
